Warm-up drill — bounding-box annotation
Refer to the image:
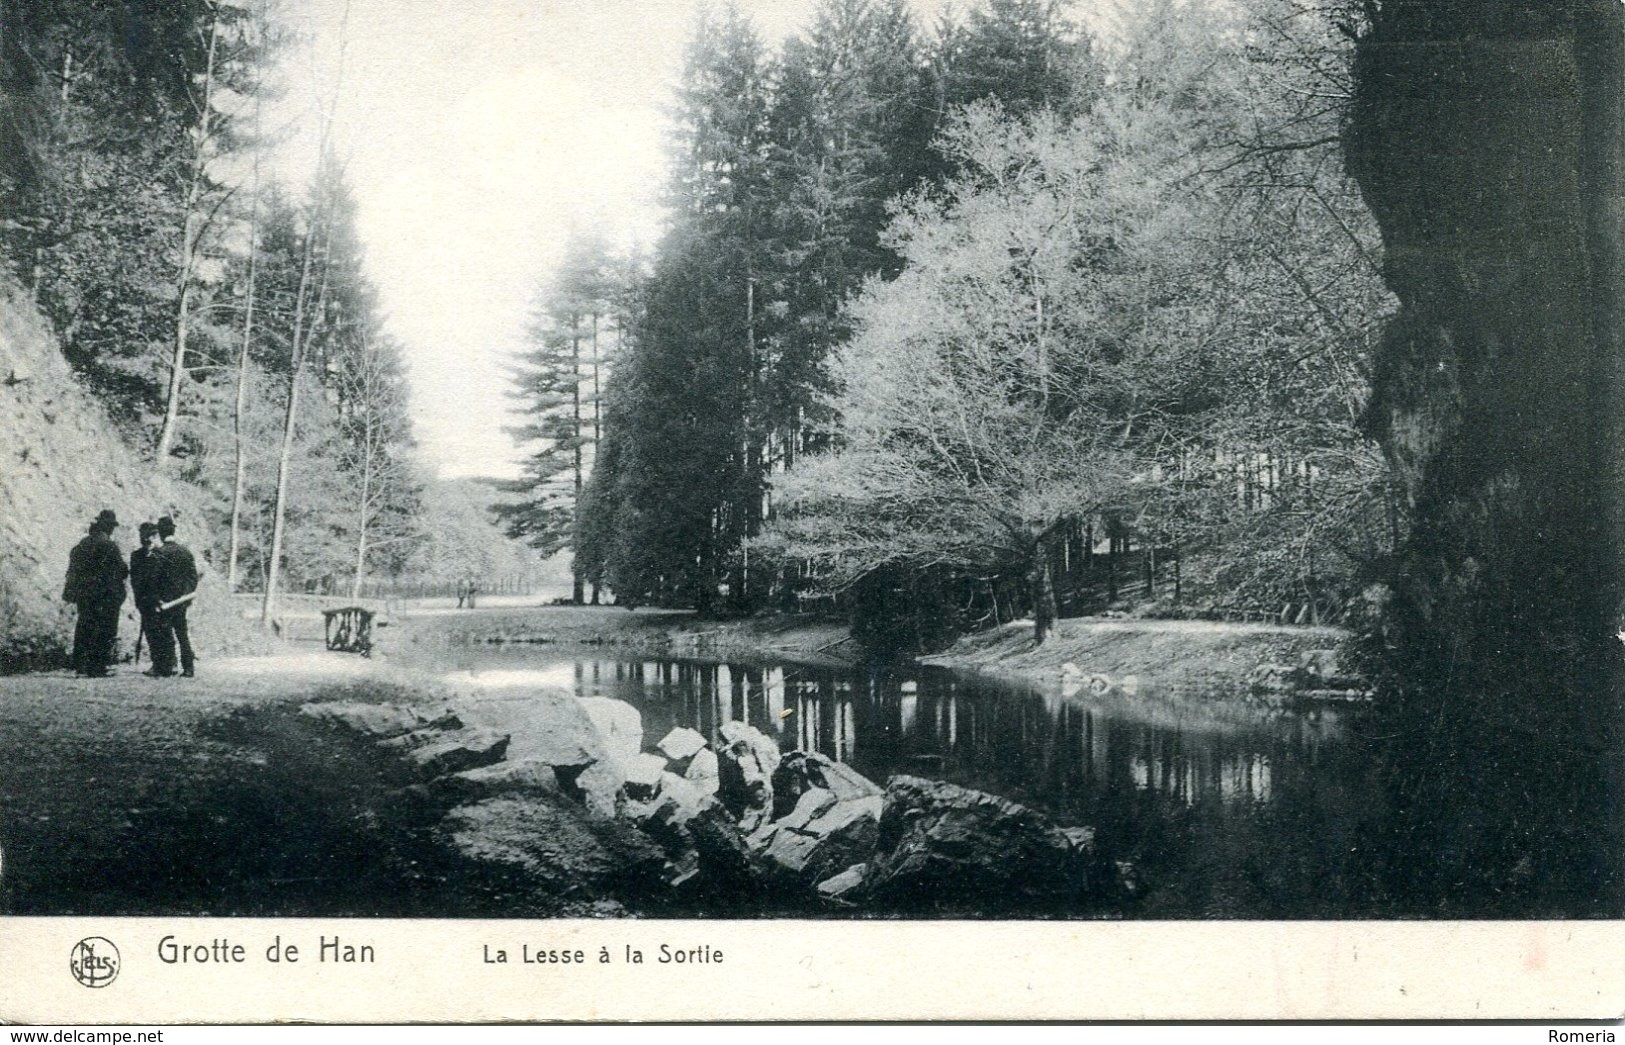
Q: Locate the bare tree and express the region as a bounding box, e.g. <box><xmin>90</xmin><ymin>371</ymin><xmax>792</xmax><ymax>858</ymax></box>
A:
<box><xmin>227</xmin><ymin>97</ymin><xmax>263</xmax><ymax>593</ymax></box>
<box><xmin>260</xmin><ymin>0</ymin><xmax>349</xmax><ymax>623</ymax></box>
<box><xmin>335</xmin><ymin>337</ymin><xmax>420</xmax><ymax>597</ymax></box>
<box><xmin>154</xmin><ymin>2</ymin><xmax>223</xmax><ymax>464</ymax></box>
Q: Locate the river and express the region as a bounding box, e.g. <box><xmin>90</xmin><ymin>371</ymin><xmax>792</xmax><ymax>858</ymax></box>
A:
<box><xmin>422</xmin><ymin>642</ymin><xmax>1382</xmax><ymax>918</ymax></box>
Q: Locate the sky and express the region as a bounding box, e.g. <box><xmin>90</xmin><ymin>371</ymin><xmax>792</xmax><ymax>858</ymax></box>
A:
<box><xmin>269</xmin><ymin>0</ymin><xmax>950</xmax><ymax>480</ymax></box>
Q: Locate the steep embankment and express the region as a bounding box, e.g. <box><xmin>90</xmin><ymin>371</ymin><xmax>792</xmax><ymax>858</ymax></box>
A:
<box><xmin>0</xmin><ymin>280</ymin><xmax>266</xmax><ymax>671</ymax></box>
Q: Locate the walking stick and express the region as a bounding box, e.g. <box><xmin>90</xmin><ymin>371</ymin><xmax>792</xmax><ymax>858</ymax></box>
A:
<box><xmin>158</xmin><ymin>590</ymin><xmax>197</xmax><ymax>611</ymax></box>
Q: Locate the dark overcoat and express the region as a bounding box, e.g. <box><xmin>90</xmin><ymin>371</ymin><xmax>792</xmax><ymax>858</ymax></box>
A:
<box><xmin>151</xmin><ymin>540</ymin><xmax>198</xmax><ymax>606</ymax></box>
<box><xmin>63</xmin><ymin>532</ymin><xmax>127</xmax><ymax>607</ymax></box>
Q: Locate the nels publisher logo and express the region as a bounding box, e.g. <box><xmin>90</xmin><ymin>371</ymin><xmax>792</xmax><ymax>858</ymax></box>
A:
<box><xmin>69</xmin><ymin>937</ymin><xmax>120</xmax><ymax>988</ymax></box>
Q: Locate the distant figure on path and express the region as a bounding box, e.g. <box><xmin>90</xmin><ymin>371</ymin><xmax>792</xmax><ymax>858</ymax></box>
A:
<box><xmin>465</xmin><ymin>579</ymin><xmax>478</xmax><ymax>610</ymax></box>
<box><xmin>146</xmin><ymin>515</ymin><xmax>199</xmax><ymax>679</ymax></box>
<box><xmin>456</xmin><ymin>580</ymin><xmax>467</xmax><ymax>609</ymax></box>
<box><xmin>129</xmin><ymin>521</ymin><xmax>160</xmax><ymax>664</ymax></box>
<box><xmin>61</xmin><ymin>509</ymin><xmax>127</xmax><ymax>677</ymax></box>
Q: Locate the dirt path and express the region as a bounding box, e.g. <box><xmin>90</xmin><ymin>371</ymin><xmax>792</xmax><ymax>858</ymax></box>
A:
<box><xmin>0</xmin><ymin>652</ymin><xmax>599</xmax><ymax>917</ymax></box>
<box><xmin>0</xmin><ymin>605</ymin><xmax>845</xmax><ymax>917</ymax></box>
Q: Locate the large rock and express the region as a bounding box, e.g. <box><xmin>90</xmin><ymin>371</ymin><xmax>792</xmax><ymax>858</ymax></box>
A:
<box><xmin>716</xmin><ymin>721</ymin><xmax>781</xmax><ymax>831</ymax></box>
<box><xmin>576</xmin><ymin>697</ymin><xmax>643</xmax><ymax>769</ymax></box>
<box><xmin>402</xmin><ymin>728</ymin><xmax>510</xmax><ymax>779</ymax></box>
<box><xmin>684</xmin><ymin>748</ymin><xmax>720</xmax><ymax>795</ymax></box>
<box><xmin>748</xmin><ymin>787</ymin><xmax>836</xmax><ymax>848</ymax></box>
<box><xmin>506</xmin><ymin>692</ymin><xmax>608</xmax><ymax>767</ymax></box>
<box><xmin>656</xmin><ymin>727</ymin><xmax>707</xmax><ymax>765</ymax></box>
<box><xmin>622</xmin><ymin>753</ymin><xmax>669</xmax><ymax>800</ymax></box>
<box><xmin>771</xmin><ymin>750</ymin><xmax>880</xmax><ymax>819</ymax></box>
<box><xmin>556</xmin><ymin>761</ymin><xmax>625</xmax><ymax>819</ymax></box>
<box><xmin>377</xmin><ymin>716</ymin><xmax>468</xmax><ymax>754</ymax></box>
<box><xmin>458</xmin><ymin>690</ymin><xmax>625</xmax><ymax>817</ymax></box>
<box><xmin>858</xmin><ymin>775</ymin><xmax>1122</xmax><ymax>913</ymax></box>
<box><xmin>405</xmin><ymin>758</ymin><xmax>561</xmax><ymax>813</ymax></box>
<box><xmin>439</xmin><ymin>795</ymin><xmax>668</xmax><ymax>898</ymax></box>
<box><xmin>720</xmin><ymin>721</ymin><xmax>780</xmax><ymax>771</ymax></box>
<box><xmin>449</xmin><ymin>759</ymin><xmax>559</xmax><ymax>795</ymax></box>
<box><xmin>751</xmin><ymin>792</ymin><xmax>882</xmax><ymax>886</ymax></box>
<box><xmin>300</xmin><ymin>702</ymin><xmax>447</xmax><ymax>739</ymax></box>
<box><xmin>815</xmin><ymin>863</ymin><xmax>867</xmax><ymax>903</ymax></box>
<box><xmin>627</xmin><ymin>772</ymin><xmax>761</xmax><ymax>895</ymax></box>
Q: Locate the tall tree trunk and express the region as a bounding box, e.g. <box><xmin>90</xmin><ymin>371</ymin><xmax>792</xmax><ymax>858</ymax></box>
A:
<box><xmin>1031</xmin><ymin>539</ymin><xmax>1057</xmax><ymax>645</ymax></box>
<box><xmin>350</xmin><ymin>422</ymin><xmax>372</xmax><ymax>599</ymax></box>
<box><xmin>1346</xmin><ymin>0</ymin><xmax>1625</xmax><ymax>912</ymax></box>
<box><xmin>590</xmin><ymin>311</ymin><xmax>601</xmax><ymax>444</ymax></box>
<box><xmin>734</xmin><ymin>273</ymin><xmax>759</xmax><ymax>612</ymax></box>
<box><xmin>262</xmin><ymin>0</ymin><xmax>350</xmax><ymax>623</ymax></box>
<box><xmin>261</xmin><ymin>208</ymin><xmax>328</xmax><ymax>624</ymax></box>
<box><xmin>571</xmin><ymin>318</ymin><xmax>585</xmax><ymax>605</ymax></box>
<box><xmin>155</xmin><ymin>6</ymin><xmax>220</xmax><ymax>464</ymax></box>
<box><xmin>228</xmin><ymin>101</ymin><xmax>262</xmax><ymax>594</ymax></box>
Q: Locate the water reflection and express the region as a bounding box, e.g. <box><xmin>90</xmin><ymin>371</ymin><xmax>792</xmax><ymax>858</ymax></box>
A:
<box><xmin>428</xmin><ymin>649</ymin><xmax>1376</xmax><ymax>916</ymax></box>
<box><xmin>446</xmin><ymin>656</ymin><xmax>1337</xmax><ymax>816</ymax></box>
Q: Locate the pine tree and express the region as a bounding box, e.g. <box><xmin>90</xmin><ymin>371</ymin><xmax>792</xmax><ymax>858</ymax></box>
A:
<box><xmin>585</xmin><ymin>3</ymin><xmax>774</xmax><ymax>609</ymax></box>
<box><xmin>765</xmin><ymin>0</ymin><xmax>934</xmax><ymax>462</ymax></box>
<box><xmin>496</xmin><ymin>227</ymin><xmax>616</xmax><ymax>602</ymax></box>
<box><xmin>935</xmin><ymin>0</ymin><xmax>1099</xmax><ymax>124</ymax></box>
<box><xmin>572</xmin><ymin>0</ymin><xmax>1107</xmax><ymax>613</ymax></box>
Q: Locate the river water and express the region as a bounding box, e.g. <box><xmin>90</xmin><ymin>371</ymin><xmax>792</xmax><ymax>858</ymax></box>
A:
<box><xmin>425</xmin><ymin>643</ymin><xmax>1382</xmax><ymax>918</ymax></box>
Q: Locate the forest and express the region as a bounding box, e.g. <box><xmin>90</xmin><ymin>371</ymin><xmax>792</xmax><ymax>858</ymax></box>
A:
<box><xmin>495</xmin><ymin>0</ymin><xmax>1625</xmax><ymax>909</ymax></box>
<box><xmin>498</xmin><ymin>0</ymin><xmax>1394</xmax><ymax>646</ymax></box>
<box><xmin>0</xmin><ymin>0</ymin><xmax>538</xmax><ymax>615</ymax></box>
<box><xmin>1</xmin><ymin>0</ymin><xmax>1621</xmax><ymax>926</ymax></box>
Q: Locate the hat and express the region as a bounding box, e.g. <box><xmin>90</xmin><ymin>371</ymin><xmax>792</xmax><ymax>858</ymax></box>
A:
<box><xmin>157</xmin><ymin>515</ymin><xmax>176</xmax><ymax>538</ymax></box>
<box><xmin>93</xmin><ymin>509</ymin><xmax>118</xmax><ymax>531</ymax></box>
<box><xmin>138</xmin><ymin>521</ymin><xmax>158</xmax><ymax>538</ymax></box>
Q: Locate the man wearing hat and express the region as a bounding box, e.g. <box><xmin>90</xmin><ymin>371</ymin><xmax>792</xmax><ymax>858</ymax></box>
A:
<box><xmin>147</xmin><ymin>515</ymin><xmax>198</xmax><ymax>678</ymax></box>
<box><xmin>129</xmin><ymin>521</ymin><xmax>161</xmax><ymax>664</ymax></box>
<box><xmin>61</xmin><ymin>509</ymin><xmax>128</xmax><ymax>677</ymax></box>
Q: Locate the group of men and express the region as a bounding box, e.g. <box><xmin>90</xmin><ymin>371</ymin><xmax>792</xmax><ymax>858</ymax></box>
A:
<box><xmin>62</xmin><ymin>510</ymin><xmax>198</xmax><ymax>679</ymax></box>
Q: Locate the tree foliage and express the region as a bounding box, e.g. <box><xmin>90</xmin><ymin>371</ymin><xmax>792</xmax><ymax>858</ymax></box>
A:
<box><xmin>0</xmin><ymin>0</ymin><xmax>505</xmax><ymax>606</ymax></box>
<box><xmin>497</xmin><ymin>227</ymin><xmax>618</xmax><ymax>601</ymax></box>
<box><xmin>757</xmin><ymin>0</ymin><xmax>1394</xmax><ymax>641</ymax></box>
<box><xmin>573</xmin><ymin>0</ymin><xmax>1097</xmax><ymax>611</ymax></box>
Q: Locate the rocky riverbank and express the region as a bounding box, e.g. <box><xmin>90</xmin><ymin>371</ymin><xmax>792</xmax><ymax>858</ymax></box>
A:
<box><xmin>0</xmin><ymin>617</ymin><xmax>1346</xmax><ymax>917</ymax></box>
<box><xmin>301</xmin><ymin>679</ymin><xmax>1137</xmax><ymax>917</ymax></box>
